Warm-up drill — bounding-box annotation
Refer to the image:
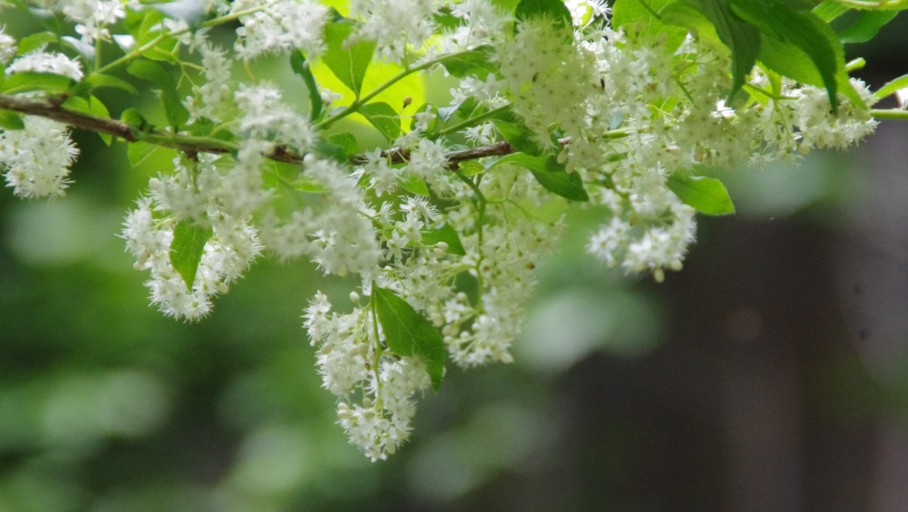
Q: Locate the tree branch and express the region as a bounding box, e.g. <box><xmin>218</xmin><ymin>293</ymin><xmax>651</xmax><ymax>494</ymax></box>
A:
<box><xmin>0</xmin><ymin>93</ymin><xmax>531</xmax><ymax>169</ymax></box>
<box><xmin>0</xmin><ymin>94</ymin><xmax>136</xmax><ymax>141</ymax></box>
<box><xmin>0</xmin><ymin>94</ymin><xmax>303</xmax><ymax>163</ymax></box>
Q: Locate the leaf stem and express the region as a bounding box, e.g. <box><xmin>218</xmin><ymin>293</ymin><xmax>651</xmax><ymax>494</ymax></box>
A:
<box><xmin>96</xmin><ymin>6</ymin><xmax>266</xmax><ymax>75</ymax></box>
<box><xmin>433</xmin><ymin>105</ymin><xmax>510</xmax><ymax>138</ymax></box>
<box><xmin>871</xmin><ymin>108</ymin><xmax>908</xmax><ymax>119</ymax></box>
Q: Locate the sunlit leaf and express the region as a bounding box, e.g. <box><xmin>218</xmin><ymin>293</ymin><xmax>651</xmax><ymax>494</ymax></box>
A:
<box><xmin>322</xmin><ymin>21</ymin><xmax>375</xmax><ymax>97</ymax></box>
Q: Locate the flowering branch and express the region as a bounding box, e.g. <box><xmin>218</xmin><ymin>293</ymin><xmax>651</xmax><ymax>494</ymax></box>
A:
<box><xmin>0</xmin><ymin>93</ymin><xmax>525</xmax><ymax>167</ymax></box>
<box><xmin>2</xmin><ymin>0</ymin><xmax>906</xmax><ymax>463</ymax></box>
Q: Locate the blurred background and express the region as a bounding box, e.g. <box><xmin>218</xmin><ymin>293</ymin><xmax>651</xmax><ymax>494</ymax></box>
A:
<box><xmin>2</xmin><ymin>4</ymin><xmax>908</xmax><ymax>512</ymax></box>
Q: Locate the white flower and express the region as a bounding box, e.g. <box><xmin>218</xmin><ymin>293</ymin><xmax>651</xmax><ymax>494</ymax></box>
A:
<box><xmin>121</xmin><ymin>197</ymin><xmax>261</xmax><ymax>321</ymax></box>
<box><xmin>232</xmin><ymin>0</ymin><xmax>329</xmax><ymax>59</ymax></box>
<box><xmin>60</xmin><ymin>0</ymin><xmax>126</xmax><ymax>44</ymax></box>
<box><xmin>0</xmin><ymin>27</ymin><xmax>16</xmax><ymax>65</ymax></box>
<box><xmin>0</xmin><ymin>117</ymin><xmax>78</xmax><ymax>199</ymax></box>
<box><xmin>350</xmin><ymin>0</ymin><xmax>442</xmax><ymax>62</ymax></box>
<box><xmin>234</xmin><ymin>83</ymin><xmax>315</xmax><ymax>151</ymax></box>
<box><xmin>6</xmin><ymin>50</ymin><xmax>84</xmax><ymax>81</ymax></box>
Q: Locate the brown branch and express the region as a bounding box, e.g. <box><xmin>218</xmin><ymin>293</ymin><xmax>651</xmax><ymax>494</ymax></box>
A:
<box><xmin>0</xmin><ymin>93</ymin><xmax>546</xmax><ymax>169</ymax></box>
<box><xmin>0</xmin><ymin>94</ymin><xmax>302</xmax><ymax>163</ymax></box>
<box><xmin>0</xmin><ymin>94</ymin><xmax>136</xmax><ymax>141</ymax></box>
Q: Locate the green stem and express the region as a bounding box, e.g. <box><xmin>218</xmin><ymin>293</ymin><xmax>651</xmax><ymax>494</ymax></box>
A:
<box><xmin>369</xmin><ymin>284</ymin><xmax>385</xmax><ymax>403</ymax></box>
<box><xmin>137</xmin><ymin>132</ymin><xmax>239</xmax><ymax>153</ymax></box>
<box><xmin>871</xmin><ymin>108</ymin><xmax>908</xmax><ymax>119</ymax></box>
<box><xmin>96</xmin><ymin>33</ymin><xmax>166</xmax><ymax>74</ymax></box>
<box><xmin>434</xmin><ymin>105</ymin><xmax>510</xmax><ymax>138</ymax></box>
<box><xmin>454</xmin><ymin>172</ymin><xmax>487</xmax><ymax>307</ymax></box>
<box><xmin>96</xmin><ymin>7</ymin><xmax>266</xmax><ymax>75</ymax></box>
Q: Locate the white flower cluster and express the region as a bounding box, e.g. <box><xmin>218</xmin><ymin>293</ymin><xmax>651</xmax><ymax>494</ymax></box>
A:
<box><xmin>230</xmin><ymin>0</ymin><xmax>330</xmax><ymax>59</ymax></box>
<box><xmin>0</xmin><ymin>0</ymin><xmax>885</xmax><ymax>459</ymax></box>
<box><xmin>492</xmin><ymin>18</ymin><xmax>877</xmax><ymax>279</ymax></box>
<box><xmin>6</xmin><ymin>50</ymin><xmax>84</xmax><ymax>82</ymax></box>
<box><xmin>62</xmin><ymin>0</ymin><xmax>127</xmax><ymax>44</ymax></box>
<box><xmin>0</xmin><ymin>27</ymin><xmax>16</xmax><ymax>65</ymax></box>
<box><xmin>0</xmin><ymin>116</ymin><xmax>78</xmax><ymax>199</ymax></box>
<box><xmin>304</xmin><ymin>292</ymin><xmax>432</xmax><ymax>461</ymax></box>
<box><xmin>350</xmin><ymin>0</ymin><xmax>442</xmax><ymax>62</ymax></box>
<box><xmin>122</xmin><ymin>154</ymin><xmax>263</xmax><ymax>320</ymax></box>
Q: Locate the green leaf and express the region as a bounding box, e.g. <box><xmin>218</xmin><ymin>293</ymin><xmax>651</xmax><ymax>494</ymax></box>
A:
<box><xmin>89</xmin><ymin>96</ymin><xmax>113</xmax><ymax>145</ymax></box>
<box><xmin>812</xmin><ymin>1</ymin><xmax>849</xmax><ymax>22</ymax></box>
<box><xmin>666</xmin><ymin>174</ymin><xmax>736</xmax><ymax>215</ymax></box>
<box><xmin>399</xmin><ymin>173</ymin><xmax>431</xmax><ymax>196</ymax></box>
<box><xmin>729</xmin><ymin>0</ymin><xmax>843</xmax><ymax>110</ymax></box>
<box><xmin>491</xmin><ymin>153</ymin><xmax>589</xmax><ymax>201</ymax></box>
<box><xmin>420</xmin><ymin>224</ymin><xmax>466</xmax><ymax>255</ymax></box>
<box><xmin>322</xmin><ymin>21</ymin><xmax>375</xmax><ymax>97</ymax></box>
<box><xmin>514</xmin><ymin>0</ymin><xmax>573</xmax><ymax>29</ymax></box>
<box><xmin>456</xmin><ymin>160</ymin><xmax>485</xmax><ymax>176</ymax></box>
<box><xmin>873</xmin><ymin>73</ymin><xmax>908</xmax><ymax>102</ymax></box>
<box><xmin>290</xmin><ymin>51</ymin><xmax>323</xmax><ymax>122</ymax></box>
<box><xmin>490</xmin><ymin>110</ymin><xmax>544</xmax><ymax>155</ymax></box>
<box><xmin>0</xmin><ymin>110</ymin><xmax>24</xmax><ymax>130</ymax></box>
<box><xmin>435</xmin><ymin>46</ymin><xmax>497</xmax><ymax>78</ymax></box>
<box><xmin>682</xmin><ymin>0</ymin><xmax>761</xmax><ymax>101</ymax></box>
<box><xmin>839</xmin><ymin>10</ymin><xmax>899</xmax><ymax>43</ymax></box>
<box><xmin>143</xmin><ymin>37</ymin><xmax>179</xmax><ymax>63</ymax></box>
<box><xmin>169</xmin><ymin>220</ymin><xmax>214</xmax><ymax>292</ymax></box>
<box><xmin>126</xmin><ymin>59</ymin><xmax>189</xmax><ymax>128</ymax></box>
<box><xmin>16</xmin><ymin>31</ymin><xmax>58</xmax><ymax>55</ymax></box>
<box><xmin>0</xmin><ymin>72</ymin><xmax>73</xmax><ymax>94</ymax></box>
<box><xmin>82</xmin><ymin>73</ymin><xmax>140</xmax><ymax>95</ymax></box>
<box><xmin>757</xmin><ymin>34</ymin><xmax>823</xmax><ymax>88</ymax></box>
<box><xmin>373</xmin><ymin>286</ymin><xmax>445</xmax><ymax>391</ymax></box>
<box><xmin>312</xmin><ymin>137</ymin><xmax>349</xmax><ymax>163</ymax></box>
<box><xmin>127</xmin><ymin>8</ymin><xmax>165</xmax><ymax>42</ymax></box>
<box><xmin>328</xmin><ymin>132</ymin><xmax>359</xmax><ymax>157</ymax></box>
<box><xmin>126</xmin><ymin>140</ymin><xmax>166</xmax><ymax>169</ymax></box>
<box><xmin>121</xmin><ymin>108</ymin><xmax>150</xmax><ymax>132</ymax></box>
<box><xmin>359</xmin><ymin>102</ymin><xmax>401</xmax><ymax>142</ymax></box>
<box><xmin>613</xmin><ymin>0</ymin><xmax>690</xmax><ymax>50</ymax></box>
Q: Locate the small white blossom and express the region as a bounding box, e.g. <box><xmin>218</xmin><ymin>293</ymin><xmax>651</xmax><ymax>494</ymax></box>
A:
<box><xmin>231</xmin><ymin>0</ymin><xmax>329</xmax><ymax>59</ymax></box>
<box><xmin>6</xmin><ymin>50</ymin><xmax>84</xmax><ymax>81</ymax></box>
<box><xmin>0</xmin><ymin>117</ymin><xmax>78</xmax><ymax>199</ymax></box>
<box><xmin>0</xmin><ymin>27</ymin><xmax>16</xmax><ymax>65</ymax></box>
